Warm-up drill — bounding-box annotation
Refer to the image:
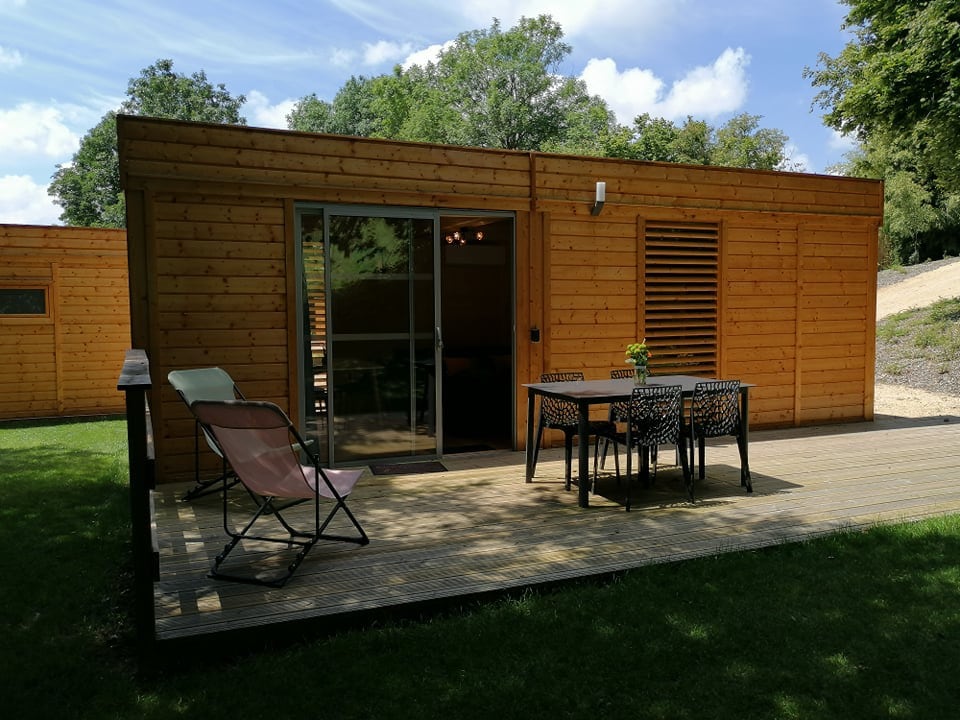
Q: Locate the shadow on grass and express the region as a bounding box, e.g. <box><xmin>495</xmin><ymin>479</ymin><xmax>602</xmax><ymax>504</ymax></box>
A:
<box><xmin>1</xmin><ymin>431</ymin><xmax>138</xmax><ymax>718</ymax></box>
<box><xmin>125</xmin><ymin>520</ymin><xmax>960</xmax><ymax>720</ymax></box>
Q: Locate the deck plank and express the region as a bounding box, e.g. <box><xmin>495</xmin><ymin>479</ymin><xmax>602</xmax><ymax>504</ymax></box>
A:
<box><xmin>151</xmin><ymin>415</ymin><xmax>960</xmax><ymax>642</ymax></box>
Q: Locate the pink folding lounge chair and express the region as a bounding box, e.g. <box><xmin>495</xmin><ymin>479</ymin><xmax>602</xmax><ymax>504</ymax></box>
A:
<box><xmin>191</xmin><ymin>399</ymin><xmax>369</xmax><ymax>588</ymax></box>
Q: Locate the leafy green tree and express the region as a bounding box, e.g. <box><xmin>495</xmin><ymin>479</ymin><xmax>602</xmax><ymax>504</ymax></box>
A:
<box><xmin>672</xmin><ymin>117</ymin><xmax>713</xmax><ymax>165</ymax></box>
<box><xmin>806</xmin><ymin>0</ymin><xmax>960</xmax><ymax>191</ymax></box>
<box><xmin>807</xmin><ymin>1</ymin><xmax>960</xmax><ymax>264</ymax></box>
<box><xmin>627</xmin><ymin>114</ymin><xmax>682</xmax><ymax>162</ymax></box>
<box><xmin>884</xmin><ymin>171</ymin><xmax>940</xmax><ymax>262</ymax></box>
<box><xmin>710</xmin><ymin>113</ymin><xmax>794</xmax><ymax>170</ymax></box>
<box><xmin>832</xmin><ymin>140</ymin><xmax>960</xmax><ymax>265</ymax></box>
<box><xmin>49</xmin><ymin>59</ymin><xmax>246</xmax><ymax>227</ymax></box>
<box><xmin>119</xmin><ymin>59</ymin><xmax>246</xmax><ymax>123</ymax></box>
<box><xmin>431</xmin><ymin>15</ymin><xmax>595</xmax><ymax>150</ymax></box>
<box><xmin>289</xmin><ymin>15</ymin><xmax>615</xmax><ymax>153</ymax></box>
<box><xmin>539</xmin><ymin>97</ymin><xmax>624</xmax><ymax>157</ymax></box>
<box><xmin>286</xmin><ymin>94</ymin><xmax>335</xmax><ymax>133</ymax></box>
<box><xmin>47</xmin><ymin>113</ymin><xmax>125</xmax><ymax>228</ymax></box>
<box><xmin>613</xmin><ymin>113</ymin><xmax>789</xmax><ymax>169</ymax></box>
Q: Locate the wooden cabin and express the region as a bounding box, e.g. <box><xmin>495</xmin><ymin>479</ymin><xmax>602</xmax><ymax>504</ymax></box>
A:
<box><xmin>117</xmin><ymin>115</ymin><xmax>883</xmax><ymax>484</ymax></box>
<box><xmin>0</xmin><ymin>224</ymin><xmax>130</xmax><ymax>419</ymax></box>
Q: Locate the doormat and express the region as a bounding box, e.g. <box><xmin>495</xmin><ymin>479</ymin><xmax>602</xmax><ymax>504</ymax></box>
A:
<box><xmin>370</xmin><ymin>461</ymin><xmax>447</xmax><ymax>476</ymax></box>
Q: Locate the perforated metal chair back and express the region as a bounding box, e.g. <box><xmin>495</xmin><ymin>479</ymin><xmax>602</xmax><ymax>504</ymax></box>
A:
<box><xmin>539</xmin><ymin>371</ymin><xmax>584</xmax><ymax>428</ymax></box>
<box><xmin>690</xmin><ymin>380</ymin><xmax>741</xmax><ymax>438</ymax></box>
<box><xmin>619</xmin><ymin>384</ymin><xmax>690</xmax><ymax>509</ymax></box>
<box><xmin>609</xmin><ymin>368</ymin><xmax>634</xmax><ymax>422</ymax></box>
<box><xmin>627</xmin><ymin>384</ymin><xmax>684</xmax><ymax>447</ymax></box>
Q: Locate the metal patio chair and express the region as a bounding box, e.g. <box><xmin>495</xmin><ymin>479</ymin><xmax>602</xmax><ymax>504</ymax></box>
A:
<box><xmin>686</xmin><ymin>380</ymin><xmax>752</xmax><ymax>497</ymax></box>
<box><xmin>530</xmin><ymin>371</ymin><xmax>616</xmax><ymax>491</ymax></box>
<box><xmin>616</xmin><ymin>384</ymin><xmax>691</xmax><ymax>510</ymax></box>
<box><xmin>191</xmin><ymin>399</ymin><xmax>369</xmax><ymax>588</ymax></box>
<box><xmin>595</xmin><ymin>368</ymin><xmax>635</xmax><ymax>481</ymax></box>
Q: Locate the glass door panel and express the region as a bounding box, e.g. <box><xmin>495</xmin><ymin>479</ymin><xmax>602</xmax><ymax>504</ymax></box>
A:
<box><xmin>326</xmin><ymin>213</ymin><xmax>437</xmax><ymax>463</ymax></box>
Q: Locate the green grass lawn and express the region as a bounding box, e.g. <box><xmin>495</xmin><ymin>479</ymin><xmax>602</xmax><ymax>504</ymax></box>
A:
<box><xmin>2</xmin><ymin>418</ymin><xmax>959</xmax><ymax>719</ymax></box>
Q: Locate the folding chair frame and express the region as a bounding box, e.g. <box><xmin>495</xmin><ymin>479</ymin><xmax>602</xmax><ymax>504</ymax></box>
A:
<box><xmin>195</xmin><ymin>400</ymin><xmax>369</xmax><ymax>588</ymax></box>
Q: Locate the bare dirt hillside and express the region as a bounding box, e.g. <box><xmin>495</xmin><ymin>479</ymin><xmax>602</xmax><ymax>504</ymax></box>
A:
<box><xmin>876</xmin><ymin>258</ymin><xmax>960</xmax><ymax>320</ymax></box>
<box><xmin>874</xmin><ymin>258</ymin><xmax>960</xmax><ymax>418</ymax></box>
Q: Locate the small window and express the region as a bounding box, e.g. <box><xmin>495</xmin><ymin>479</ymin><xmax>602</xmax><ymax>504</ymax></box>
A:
<box><xmin>0</xmin><ymin>288</ymin><xmax>47</xmax><ymax>316</ymax></box>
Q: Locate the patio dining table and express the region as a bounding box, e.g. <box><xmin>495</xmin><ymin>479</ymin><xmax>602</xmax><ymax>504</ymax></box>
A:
<box><xmin>523</xmin><ymin>374</ymin><xmax>752</xmax><ymax>508</ymax></box>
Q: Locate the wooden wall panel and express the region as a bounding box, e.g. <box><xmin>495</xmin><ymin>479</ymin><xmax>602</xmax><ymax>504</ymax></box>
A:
<box><xmin>546</xmin><ymin>215</ymin><xmax>638</xmax><ymax>378</ymax></box>
<box><xmin>148</xmin><ymin>194</ymin><xmax>289</xmax><ymax>482</ymax></box>
<box><xmin>0</xmin><ymin>225</ymin><xmax>129</xmax><ymax>420</ymax></box>
<box><xmin>722</xmin><ymin>222</ymin><xmax>799</xmax><ymax>426</ymax></box>
<box><xmin>796</xmin><ymin>224</ymin><xmax>876</xmax><ymax>423</ymax></box>
<box><xmin>117</xmin><ymin>116</ymin><xmax>883</xmax><ymax>482</ymax></box>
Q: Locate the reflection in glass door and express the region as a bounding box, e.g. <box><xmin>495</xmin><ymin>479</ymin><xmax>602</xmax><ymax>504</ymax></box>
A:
<box><xmin>299</xmin><ymin>208</ymin><xmax>438</xmax><ymax>464</ymax></box>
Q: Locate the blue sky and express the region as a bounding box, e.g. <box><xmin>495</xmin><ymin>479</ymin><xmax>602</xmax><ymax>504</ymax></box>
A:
<box><xmin>0</xmin><ymin>0</ymin><xmax>857</xmax><ymax>225</ymax></box>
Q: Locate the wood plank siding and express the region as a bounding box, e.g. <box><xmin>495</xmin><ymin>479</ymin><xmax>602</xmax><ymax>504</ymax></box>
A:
<box><xmin>0</xmin><ymin>224</ymin><xmax>129</xmax><ymax>419</ymax></box>
<box><xmin>117</xmin><ymin>116</ymin><xmax>883</xmax><ymax>484</ymax></box>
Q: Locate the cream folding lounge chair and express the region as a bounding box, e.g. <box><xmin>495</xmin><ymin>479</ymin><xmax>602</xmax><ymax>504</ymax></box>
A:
<box><xmin>191</xmin><ymin>399</ymin><xmax>369</xmax><ymax>588</ymax></box>
<box><xmin>168</xmin><ymin>367</ymin><xmax>244</xmax><ymax>501</ymax></box>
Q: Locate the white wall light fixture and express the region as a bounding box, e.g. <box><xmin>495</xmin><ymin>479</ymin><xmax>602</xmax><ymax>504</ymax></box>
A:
<box><xmin>591</xmin><ymin>181</ymin><xmax>606</xmax><ymax>216</ymax></box>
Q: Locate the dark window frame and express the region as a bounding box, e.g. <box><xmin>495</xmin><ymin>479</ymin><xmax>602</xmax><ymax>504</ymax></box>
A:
<box><xmin>0</xmin><ymin>286</ymin><xmax>50</xmax><ymax>317</ymax></box>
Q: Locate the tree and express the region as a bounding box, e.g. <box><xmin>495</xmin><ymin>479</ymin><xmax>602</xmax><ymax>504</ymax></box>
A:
<box><xmin>807</xmin><ymin>1</ymin><xmax>960</xmax><ymax>264</ymax></box>
<box><xmin>806</xmin><ymin>0</ymin><xmax>960</xmax><ymax>191</ymax></box>
<box><xmin>47</xmin><ymin>113</ymin><xmax>125</xmax><ymax>228</ymax></box>
<box><xmin>288</xmin><ymin>15</ymin><xmax>616</xmax><ymax>153</ymax></box>
<box><xmin>612</xmin><ymin>113</ymin><xmax>791</xmax><ymax>169</ymax></box>
<box><xmin>119</xmin><ymin>59</ymin><xmax>246</xmax><ymax>123</ymax></box>
<box><xmin>49</xmin><ymin>59</ymin><xmax>246</xmax><ymax>227</ymax></box>
<box><xmin>431</xmin><ymin>15</ymin><xmax>597</xmax><ymax>150</ymax></box>
<box><xmin>286</xmin><ymin>93</ymin><xmax>335</xmax><ymax>133</ymax></box>
<box><xmin>710</xmin><ymin>113</ymin><xmax>794</xmax><ymax>170</ymax></box>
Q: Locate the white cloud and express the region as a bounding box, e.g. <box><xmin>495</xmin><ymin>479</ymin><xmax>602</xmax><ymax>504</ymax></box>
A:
<box><xmin>0</xmin><ymin>45</ymin><xmax>23</xmax><ymax>70</ymax></box>
<box><xmin>402</xmin><ymin>41</ymin><xmax>453</xmax><ymax>69</ymax></box>
<box><xmin>363</xmin><ymin>40</ymin><xmax>414</xmax><ymax>65</ymax></box>
<box><xmin>0</xmin><ymin>175</ymin><xmax>61</xmax><ymax>225</ymax></box>
<box><xmin>458</xmin><ymin>0</ymin><xmax>674</xmax><ymax>37</ymax></box>
<box><xmin>330</xmin><ymin>48</ymin><xmax>355</xmax><ymax>67</ymax></box>
<box><xmin>829</xmin><ymin>128</ymin><xmax>857</xmax><ymax>152</ymax></box>
<box><xmin>330</xmin><ymin>39</ymin><xmax>418</xmax><ymax>70</ymax></box>
<box><xmin>245</xmin><ymin>90</ymin><xmax>296</xmax><ymax>129</ymax></box>
<box><xmin>0</xmin><ymin>102</ymin><xmax>80</xmax><ymax>158</ymax></box>
<box><xmin>580</xmin><ymin>47</ymin><xmax>750</xmax><ymax>124</ymax></box>
<box><xmin>331</xmin><ymin>0</ymin><xmax>679</xmax><ymax>42</ymax></box>
<box><xmin>782</xmin><ymin>144</ymin><xmax>809</xmax><ymax>173</ymax></box>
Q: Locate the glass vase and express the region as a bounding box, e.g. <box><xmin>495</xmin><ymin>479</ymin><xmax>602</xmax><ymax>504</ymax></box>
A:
<box><xmin>634</xmin><ymin>366</ymin><xmax>648</xmax><ymax>385</ymax></box>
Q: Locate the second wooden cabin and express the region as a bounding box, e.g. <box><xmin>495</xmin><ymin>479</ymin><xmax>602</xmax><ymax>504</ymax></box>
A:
<box><xmin>117</xmin><ymin>115</ymin><xmax>883</xmax><ymax>483</ymax></box>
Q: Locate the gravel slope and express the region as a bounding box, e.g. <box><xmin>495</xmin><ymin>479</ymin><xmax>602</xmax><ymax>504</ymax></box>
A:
<box><xmin>874</xmin><ymin>258</ymin><xmax>960</xmax><ymax>417</ymax></box>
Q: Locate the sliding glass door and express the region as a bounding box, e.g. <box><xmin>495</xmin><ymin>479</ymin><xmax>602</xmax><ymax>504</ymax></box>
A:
<box><xmin>299</xmin><ymin>207</ymin><xmax>438</xmax><ymax>464</ymax></box>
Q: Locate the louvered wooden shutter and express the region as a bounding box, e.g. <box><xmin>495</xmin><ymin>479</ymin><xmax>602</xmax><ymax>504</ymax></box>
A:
<box><xmin>643</xmin><ymin>221</ymin><xmax>719</xmax><ymax>375</ymax></box>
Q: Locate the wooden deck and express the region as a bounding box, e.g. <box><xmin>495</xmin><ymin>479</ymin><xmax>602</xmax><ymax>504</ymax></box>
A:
<box><xmin>152</xmin><ymin>413</ymin><xmax>960</xmax><ymax>652</ymax></box>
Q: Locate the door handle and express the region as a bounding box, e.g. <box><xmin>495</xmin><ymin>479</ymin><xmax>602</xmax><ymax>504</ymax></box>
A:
<box><xmin>435</xmin><ymin>326</ymin><xmax>444</xmax><ymax>351</ymax></box>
